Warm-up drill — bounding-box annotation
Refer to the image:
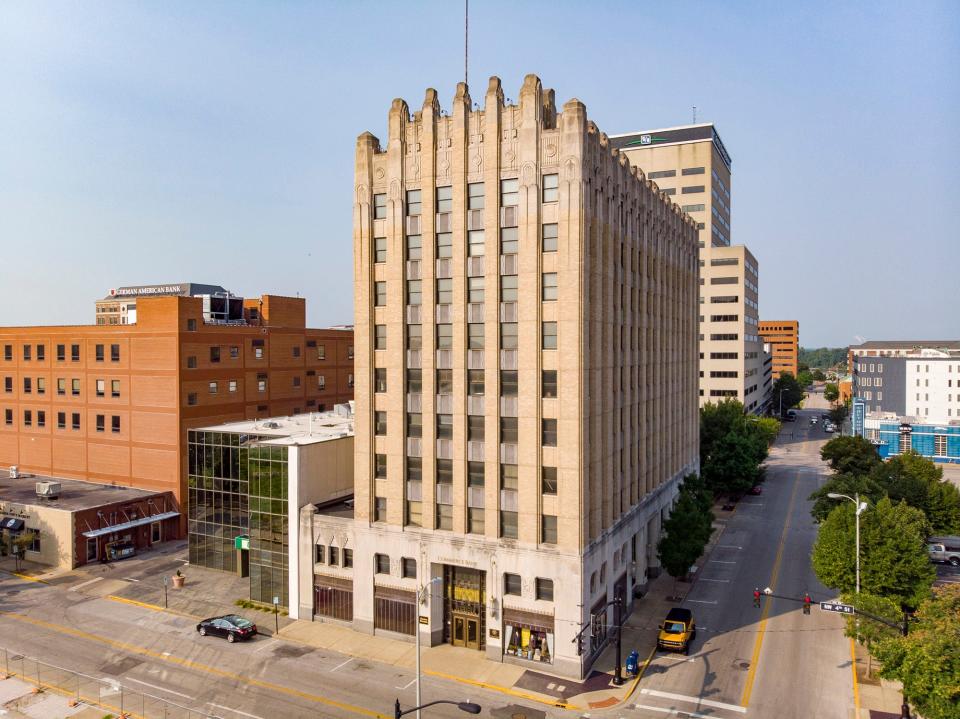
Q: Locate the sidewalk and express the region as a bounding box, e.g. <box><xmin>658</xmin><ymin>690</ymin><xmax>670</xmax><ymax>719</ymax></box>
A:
<box><xmin>851</xmin><ymin>639</ymin><xmax>910</xmax><ymax>719</ymax></box>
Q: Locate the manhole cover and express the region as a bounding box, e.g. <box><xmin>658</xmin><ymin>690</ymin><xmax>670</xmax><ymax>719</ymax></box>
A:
<box><xmin>738</xmin><ymin>661</ymin><xmax>751</xmax><ymax>670</ymax></box>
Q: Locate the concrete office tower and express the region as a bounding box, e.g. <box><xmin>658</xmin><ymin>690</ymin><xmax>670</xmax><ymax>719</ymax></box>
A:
<box><xmin>345</xmin><ymin>74</ymin><xmax>700</xmax><ymax>678</ymax></box>
<box><xmin>758</xmin><ymin>320</ymin><xmax>800</xmax><ymax>379</ymax></box>
<box><xmin>611</xmin><ymin>125</ymin><xmax>768</xmax><ymax>412</ymax></box>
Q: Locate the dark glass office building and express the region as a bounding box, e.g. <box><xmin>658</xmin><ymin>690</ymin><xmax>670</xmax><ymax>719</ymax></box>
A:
<box><xmin>187</xmin><ymin>430</ymin><xmax>289</xmax><ymax>607</ymax></box>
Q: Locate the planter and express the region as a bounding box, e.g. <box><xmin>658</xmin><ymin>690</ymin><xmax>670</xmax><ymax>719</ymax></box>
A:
<box><xmin>172</xmin><ymin>575</ymin><xmax>185</xmax><ymax>589</ymax></box>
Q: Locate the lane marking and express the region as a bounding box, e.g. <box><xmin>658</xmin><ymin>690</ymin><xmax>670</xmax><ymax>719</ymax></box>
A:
<box><xmin>330</xmin><ymin>657</ymin><xmax>355</xmax><ymax>672</ymax></box>
<box><xmin>395</xmin><ymin>677</ymin><xmax>417</xmax><ymax>690</ymax></box>
<box><xmin>640</xmin><ymin>688</ymin><xmax>747</xmax><ymax>714</ymax></box>
<box><xmin>0</xmin><ymin>611</ymin><xmax>389</xmax><ymax>718</ymax></box>
<box><xmin>209</xmin><ymin>703</ymin><xmax>267</xmax><ymax>719</ymax></box>
<box><xmin>850</xmin><ymin>638</ymin><xmax>860</xmax><ymax>718</ymax></box>
<box><xmin>718</xmin><ymin>545</ymin><xmax>743</xmax><ymax>550</ymax></box>
<box><xmin>685</xmin><ymin>599</ymin><xmax>717</xmax><ymax>605</ymax></box>
<box><xmin>698</xmin><ymin>578</ymin><xmax>730</xmax><ymax>583</ymax></box>
<box><xmin>633</xmin><ymin>702</ymin><xmax>721</xmax><ymax>718</ymax></box>
<box><xmin>709</xmin><ymin>560</ymin><xmax>737</xmax><ymax>564</ymax></box>
<box><xmin>740</xmin><ymin>474</ymin><xmax>800</xmax><ymax>708</ymax></box>
<box><xmin>106</xmin><ymin>594</ymin><xmax>198</xmax><ymax>619</ymax></box>
<box><xmin>124</xmin><ymin>677</ymin><xmax>195</xmax><ymax>700</ymax></box>
<box><xmin>69</xmin><ymin>577</ymin><xmax>104</xmax><ymax>591</ymax></box>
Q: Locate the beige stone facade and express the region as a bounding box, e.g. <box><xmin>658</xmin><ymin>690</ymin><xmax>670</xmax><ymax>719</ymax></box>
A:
<box><xmin>612</xmin><ymin>126</ymin><xmax>769</xmax><ymax>412</ymax></box>
<box><xmin>305</xmin><ymin>74</ymin><xmax>699</xmax><ymax>679</ymax></box>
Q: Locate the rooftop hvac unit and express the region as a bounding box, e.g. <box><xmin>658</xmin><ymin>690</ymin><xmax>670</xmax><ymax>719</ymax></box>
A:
<box><xmin>262</xmin><ymin>421</ymin><xmax>281</xmax><ymax>429</ymax></box>
<box><xmin>36</xmin><ymin>481</ymin><xmax>61</xmax><ymax>499</ymax></box>
<box><xmin>9</xmin><ymin>466</ymin><xmax>18</xmax><ymax>479</ymax></box>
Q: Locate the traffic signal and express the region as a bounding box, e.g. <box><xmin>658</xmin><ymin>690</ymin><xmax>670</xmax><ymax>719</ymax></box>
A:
<box><xmin>803</xmin><ymin>593</ymin><xmax>811</xmax><ymax>615</ymax></box>
<box><xmin>753</xmin><ymin>588</ymin><xmax>761</xmax><ymax>608</ymax></box>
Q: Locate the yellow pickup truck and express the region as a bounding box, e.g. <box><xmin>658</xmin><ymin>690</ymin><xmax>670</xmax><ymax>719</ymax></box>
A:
<box><xmin>657</xmin><ymin>607</ymin><xmax>696</xmax><ymax>655</ymax></box>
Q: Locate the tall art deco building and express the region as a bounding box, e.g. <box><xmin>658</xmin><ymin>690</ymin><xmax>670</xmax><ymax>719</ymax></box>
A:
<box><xmin>330</xmin><ymin>74</ymin><xmax>698</xmax><ymax>678</ymax></box>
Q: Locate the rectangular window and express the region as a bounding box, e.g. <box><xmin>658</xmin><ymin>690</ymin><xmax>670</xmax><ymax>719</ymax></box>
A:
<box><xmin>71</xmin><ymin>344</ymin><xmax>80</xmax><ymax>361</ymax></box>
<box><xmin>3</xmin><ymin>345</ymin><xmax>11</xmax><ymax>361</ymax></box>
<box><xmin>96</xmin><ymin>379</ymin><xmax>105</xmax><ymax>397</ymax></box>
<box><xmin>375</xmin><ymin>368</ymin><xmax>387</xmax><ymax>393</ymax></box>
<box><xmin>375</xmin><ymin>453</ymin><xmax>387</xmax><ymax>479</ymax></box>
<box><xmin>56</xmin><ymin>411</ymin><xmax>66</xmax><ymax>429</ymax></box>
<box><xmin>374</xmin><ymin>498</ymin><xmax>387</xmax><ymax>523</ymax></box>
<box><xmin>72</xmin><ymin>379</ymin><xmax>80</xmax><ymax>396</ymax></box>
<box><xmin>500</xmin><ymin>178</ymin><xmax>519</xmax><ymax>207</ymax></box>
<box><xmin>681</xmin><ymin>166</ymin><xmax>705</xmax><ymax>175</ymax></box>
<box><xmin>375</xmin><ymin>281</ymin><xmax>387</xmax><ymax>306</ymax></box>
<box><xmin>95</xmin><ymin>344</ymin><xmax>104</xmax><ymax>362</ymax></box>
<box><xmin>406</xmin><ymin>280</ymin><xmax>422</xmax><ymax>305</ymax></box>
<box><xmin>406</xmin><ymin>369</ymin><xmax>422</xmax><ymax>394</ymax></box>
<box><xmin>375</xmin><ymin>553</ymin><xmax>390</xmax><ymax>574</ymax></box>
<box><xmin>436</xmin><ymin>185</ymin><xmax>453</xmax><ymax>213</ymax></box>
<box><xmin>468</xmin><ymin>323</ymin><xmax>484</xmax><ymax>350</ymax></box>
<box><xmin>406</xmin><ymin>234</ymin><xmax>422</xmax><ymax>260</ymax></box>
<box><xmin>436</xmin><ymin>232</ymin><xmax>452</xmax><ymax>258</ymax></box>
<box><xmin>542</xmin><ymin>418</ymin><xmax>558</xmax><ymax>447</ymax></box>
<box><xmin>111</xmin><ymin>415</ymin><xmax>120</xmax><ymax>433</ymax></box>
<box><xmin>329</xmin><ymin>546</ymin><xmax>339</xmax><ymax>566</ymax></box>
<box><xmin>542</xmin><ymin>321</ymin><xmax>558</xmax><ymax>349</ymax></box>
<box><xmin>406</xmin><ymin>189</ymin><xmax>422</xmax><ymax>216</ymax></box>
<box><xmin>536</xmin><ymin>577</ymin><xmax>554</xmax><ymax>601</ymax></box>
<box><xmin>542</xmin><ymin>173</ymin><xmax>559</xmax><ymax>203</ymax></box>
<box><xmin>467</xmin><ymin>414</ymin><xmax>485</xmax><ymax>441</ymax></box>
<box><xmin>500</xmin><ymin>417</ymin><xmax>519</xmax><ymax>443</ymax></box>
<box><xmin>228</xmin><ymin>380</ymin><xmax>237</xmax><ymax>393</ymax></box>
<box><xmin>407</xmin><ymin>412</ymin><xmax>423</xmax><ymax>438</ymax></box>
<box><xmin>436</xmin><ymin>278</ymin><xmax>453</xmax><ymax>304</ymax></box>
<box><xmin>504</xmin><ymin>573</ymin><xmax>522</xmax><ymax>596</ymax></box>
<box><xmin>542</xmin><ymin>272</ymin><xmax>558</xmax><ymax>301</ymax></box>
<box><xmin>4</xmin><ymin>409</ymin><xmax>11</xmax><ymax>425</ymax></box>
<box><xmin>210</xmin><ymin>346</ymin><xmax>221</xmax><ymax>363</ymax></box>
<box><xmin>71</xmin><ymin>412</ymin><xmax>80</xmax><ymax>430</ymax></box>
<box><xmin>500</xmin><ymin>227</ymin><xmax>518</xmax><ymax>254</ymax></box>
<box><xmin>541</xmin><ymin>515</ymin><xmax>558</xmax><ymax>544</ymax></box>
<box><xmin>681</xmin><ymin>204</ymin><xmax>705</xmax><ymax>212</ymax></box>
<box><xmin>467</xmin><ymin>276</ymin><xmax>485</xmax><ymax>304</ymax></box>
<box><xmin>436</xmin><ymin>369</ymin><xmax>453</xmax><ymax>394</ymax></box>
<box><xmin>36</xmin><ymin>344</ymin><xmax>45</xmax><ymax>361</ymax></box>
<box><xmin>542</xmin><ymin>370</ymin><xmax>557</xmax><ymax>399</ymax></box>
<box><xmin>500</xmin><ymin>323</ymin><xmax>518</xmax><ymax>350</ymax></box>
<box><xmin>436</xmin><ymin>324</ymin><xmax>452</xmax><ymax>349</ymax></box>
<box><xmin>257</xmin><ymin>374</ymin><xmax>267</xmax><ymax>392</ymax></box>
<box><xmin>503</xmin><ymin>513</ymin><xmax>519</xmax><ymax>540</ymax></box>
<box><xmin>209</xmin><ymin>381</ymin><xmax>218</xmax><ymax>394</ymax></box>
<box><xmin>23</xmin><ymin>377</ymin><xmax>31</xmax><ymax>394</ymax></box>
<box><xmin>407</xmin><ymin>324</ymin><xmax>422</xmax><ymax>350</ymax></box>
<box><xmin>500</xmin><ymin>274</ymin><xmax>518</xmax><ymax>302</ymax></box>
<box><xmin>467</xmin><ymin>229</ymin><xmax>485</xmax><ymax>257</ymax></box>
<box><xmin>934</xmin><ymin>434</ymin><xmax>948</xmax><ymax>457</ymax></box>
<box><xmin>468</xmin><ymin>182</ymin><xmax>484</xmax><ymax>210</ymax></box>
<box><xmin>36</xmin><ymin>410</ymin><xmax>45</xmax><ymax>428</ymax></box>
<box><xmin>111</xmin><ymin>380</ymin><xmax>120</xmax><ymax>397</ymax></box>
<box><xmin>23</xmin><ymin>345</ymin><xmax>31</xmax><ymax>361</ymax></box>
<box><xmin>56</xmin><ymin>344</ymin><xmax>65</xmax><ymax>361</ymax></box>
<box><xmin>375</xmin><ymin>411</ymin><xmax>387</xmax><ymax>436</ymax></box>
<box><xmin>230</xmin><ymin>345</ymin><xmax>240</xmax><ymax>359</ymax></box>
<box><xmin>682</xmin><ymin>185</ymin><xmax>705</xmax><ymax>194</ymax></box>
<box><xmin>111</xmin><ymin>344</ymin><xmax>120</xmax><ymax>362</ymax></box>
<box><xmin>542</xmin><ymin>223</ymin><xmax>558</xmax><ymax>252</ymax></box>
<box><xmin>402</xmin><ymin>557</ymin><xmax>417</xmax><ymax>579</ymax></box>
<box><xmin>375</xmin><ymin>324</ymin><xmax>387</xmax><ymax>350</ymax></box>
<box><xmin>648</xmin><ymin>169</ymin><xmax>676</xmax><ymax>179</ymax></box>
<box><xmin>2</xmin><ymin>377</ymin><xmax>10</xmax><ymax>393</ymax></box>
<box><xmin>95</xmin><ymin>414</ymin><xmax>105</xmax><ymax>432</ymax></box>
<box><xmin>500</xmin><ymin>370</ymin><xmax>518</xmax><ymax>397</ymax></box>
<box><xmin>373</xmin><ymin>193</ymin><xmax>387</xmax><ymax>219</ymax></box>
<box><xmin>437</xmin><ymin>413</ymin><xmax>453</xmax><ymax>439</ymax></box>
<box><xmin>343</xmin><ymin>549</ymin><xmax>353</xmax><ymax>568</ymax></box>
<box><xmin>374</xmin><ymin>237</ymin><xmax>387</xmax><ymax>263</ymax></box>
<box><xmin>468</xmin><ymin>369</ymin><xmax>484</xmax><ymax>396</ymax></box>
<box><xmin>315</xmin><ymin>545</ymin><xmax>325</xmax><ymax>564</ymax></box>
<box><xmin>542</xmin><ymin>466</ymin><xmax>558</xmax><ymax>495</ymax></box>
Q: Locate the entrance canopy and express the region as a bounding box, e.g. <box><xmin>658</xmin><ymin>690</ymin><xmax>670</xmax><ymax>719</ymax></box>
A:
<box><xmin>82</xmin><ymin>511</ymin><xmax>180</xmax><ymax>538</ymax></box>
<box><xmin>0</xmin><ymin>517</ymin><xmax>25</xmax><ymax>531</ymax></box>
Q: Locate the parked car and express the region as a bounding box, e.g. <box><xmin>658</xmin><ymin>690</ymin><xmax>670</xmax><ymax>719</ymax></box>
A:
<box><xmin>810</xmin><ymin>417</ymin><xmax>818</xmax><ymax>425</ymax></box>
<box><xmin>824</xmin><ymin>423</ymin><xmax>835</xmax><ymax>433</ymax></box>
<box><xmin>749</xmin><ymin>486</ymin><xmax>763</xmax><ymax>495</ymax></box>
<box><xmin>657</xmin><ymin>607</ymin><xmax>696</xmax><ymax>655</ymax></box>
<box><xmin>197</xmin><ymin>615</ymin><xmax>258</xmax><ymax>642</ymax></box>
<box><xmin>927</xmin><ymin>536</ymin><xmax>960</xmax><ymax>566</ymax></box>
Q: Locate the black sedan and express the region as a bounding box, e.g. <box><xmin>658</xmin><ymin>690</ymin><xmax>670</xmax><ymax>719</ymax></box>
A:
<box><xmin>196</xmin><ymin>615</ymin><xmax>257</xmax><ymax>642</ymax></box>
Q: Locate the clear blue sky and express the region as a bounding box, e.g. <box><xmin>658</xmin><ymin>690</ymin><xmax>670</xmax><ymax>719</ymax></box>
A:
<box><xmin>2</xmin><ymin>1</ymin><xmax>957</xmax><ymax>346</ymax></box>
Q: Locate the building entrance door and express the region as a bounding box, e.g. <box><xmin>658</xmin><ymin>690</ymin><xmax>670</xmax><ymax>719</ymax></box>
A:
<box><xmin>452</xmin><ymin>614</ymin><xmax>480</xmax><ymax>650</ymax></box>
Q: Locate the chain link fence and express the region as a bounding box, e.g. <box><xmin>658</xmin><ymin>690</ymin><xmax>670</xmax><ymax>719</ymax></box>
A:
<box><xmin>1</xmin><ymin>647</ymin><xmax>214</xmax><ymax>719</ymax></box>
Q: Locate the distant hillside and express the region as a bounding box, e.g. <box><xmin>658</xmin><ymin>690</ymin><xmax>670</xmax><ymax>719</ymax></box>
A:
<box><xmin>799</xmin><ymin>347</ymin><xmax>847</xmax><ymax>369</ymax></box>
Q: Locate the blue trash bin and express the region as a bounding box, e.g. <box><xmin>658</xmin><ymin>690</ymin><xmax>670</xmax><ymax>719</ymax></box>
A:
<box><xmin>626</xmin><ymin>649</ymin><xmax>640</xmax><ymax>676</ymax></box>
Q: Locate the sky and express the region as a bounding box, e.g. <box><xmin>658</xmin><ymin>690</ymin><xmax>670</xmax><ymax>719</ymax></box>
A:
<box><xmin>1</xmin><ymin>1</ymin><xmax>958</xmax><ymax>347</ymax></box>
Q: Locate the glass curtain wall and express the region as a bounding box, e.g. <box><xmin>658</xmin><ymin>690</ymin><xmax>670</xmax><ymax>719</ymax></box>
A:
<box><xmin>248</xmin><ymin>444</ymin><xmax>289</xmax><ymax>606</ymax></box>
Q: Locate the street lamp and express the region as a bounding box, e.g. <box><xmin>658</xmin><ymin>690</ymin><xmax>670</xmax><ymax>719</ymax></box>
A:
<box><xmin>394</xmin><ymin>699</ymin><xmax>481</xmax><ymax>719</ymax></box>
<box><xmin>414</xmin><ymin>576</ymin><xmax>442</xmax><ymax>719</ymax></box>
<box><xmin>827</xmin><ymin>493</ymin><xmax>869</xmax><ymax>593</ymax></box>
<box><xmin>778</xmin><ymin>388</ymin><xmax>787</xmax><ymax>418</ymax></box>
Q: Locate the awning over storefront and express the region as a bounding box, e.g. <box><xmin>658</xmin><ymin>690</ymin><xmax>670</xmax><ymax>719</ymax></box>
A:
<box><xmin>82</xmin><ymin>511</ymin><xmax>180</xmax><ymax>538</ymax></box>
<box><xmin>1</xmin><ymin>517</ymin><xmax>25</xmax><ymax>531</ymax></box>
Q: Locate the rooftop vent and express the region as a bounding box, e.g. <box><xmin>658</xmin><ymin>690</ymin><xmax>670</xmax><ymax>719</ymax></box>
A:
<box><xmin>36</xmin><ymin>481</ymin><xmax>61</xmax><ymax>500</ymax></box>
<box><xmin>9</xmin><ymin>466</ymin><xmax>18</xmax><ymax>479</ymax></box>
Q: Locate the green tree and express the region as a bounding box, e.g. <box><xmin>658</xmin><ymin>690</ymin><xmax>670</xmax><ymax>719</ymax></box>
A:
<box><xmin>799</xmin><ymin>347</ymin><xmax>848</xmax><ymax>369</ymax></box>
<box><xmin>752</xmin><ymin>417</ymin><xmax>781</xmax><ymax>447</ymax></box>
<box><xmin>812</xmin><ymin>369</ymin><xmax>826</xmax><ymax>382</ymax></box>
<box><xmin>829</xmin><ymin>403</ymin><xmax>850</xmax><ymax>428</ymax></box>
<box><xmin>873</xmin><ymin>585</ymin><xmax>960</xmax><ymax>719</ymax></box>
<box><xmin>703</xmin><ymin>429</ymin><xmax>764</xmax><ymax>496</ymax></box>
<box><xmin>797</xmin><ymin>370</ymin><xmax>814</xmax><ymax>389</ymax></box>
<box><xmin>841</xmin><ymin>590</ymin><xmax>901</xmax><ymax>678</ymax></box>
<box><xmin>871</xmin><ymin>452</ymin><xmax>960</xmax><ymax>534</ymax></box>
<box><xmin>657</xmin><ymin>475</ymin><xmax>715</xmax><ymax>595</ymax></box>
<box><xmin>812</xmin><ymin>498</ymin><xmax>935</xmax><ymax>608</ymax></box>
<box><xmin>772</xmin><ymin>372</ymin><xmax>804</xmax><ymax>412</ymax></box>
<box><xmin>824</xmin><ymin>383</ymin><xmax>839</xmax><ymax>403</ymax></box>
<box><xmin>808</xmin><ymin>472</ymin><xmax>884</xmax><ymax>522</ymax></box>
<box><xmin>820</xmin><ymin>435</ymin><xmax>881</xmax><ymax>476</ymax></box>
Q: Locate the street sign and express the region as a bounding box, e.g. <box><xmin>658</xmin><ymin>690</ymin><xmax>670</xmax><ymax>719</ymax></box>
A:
<box><xmin>418</xmin><ymin>615</ymin><xmax>429</xmax><ymax>625</ymax></box>
<box><xmin>820</xmin><ymin>601</ymin><xmax>855</xmax><ymax>615</ymax></box>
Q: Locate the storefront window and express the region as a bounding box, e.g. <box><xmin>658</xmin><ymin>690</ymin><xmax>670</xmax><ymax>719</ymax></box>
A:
<box><xmin>503</xmin><ymin>616</ymin><xmax>554</xmax><ymax>664</ymax></box>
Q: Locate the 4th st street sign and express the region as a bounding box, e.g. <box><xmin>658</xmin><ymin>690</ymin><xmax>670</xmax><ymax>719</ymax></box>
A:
<box><xmin>819</xmin><ymin>601</ymin><xmax>856</xmax><ymax>615</ymax></box>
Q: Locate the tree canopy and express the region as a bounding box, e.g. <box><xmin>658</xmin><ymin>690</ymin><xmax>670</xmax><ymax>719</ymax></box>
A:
<box><xmin>812</xmin><ymin>369</ymin><xmax>826</xmax><ymax>382</ymax></box>
<box><xmin>820</xmin><ymin>435</ymin><xmax>881</xmax><ymax>476</ymax></box>
<box><xmin>799</xmin><ymin>347</ymin><xmax>848</xmax><ymax>369</ymax></box>
<box><xmin>657</xmin><ymin>474</ymin><xmax>715</xmax><ymax>586</ymax></box>
<box><xmin>873</xmin><ymin>452</ymin><xmax>960</xmax><ymax>534</ymax></box>
<box><xmin>824</xmin><ymin>383</ymin><xmax>840</xmax><ymax>403</ymax></box>
<box><xmin>873</xmin><ymin>585</ymin><xmax>960</xmax><ymax>719</ymax></box>
<box><xmin>812</xmin><ymin>498</ymin><xmax>936</xmax><ymax>608</ymax></box>
<box><xmin>772</xmin><ymin>372</ymin><xmax>804</xmax><ymax>412</ymax></box>
<box><xmin>700</xmin><ymin>400</ymin><xmax>768</xmax><ymax>496</ymax></box>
